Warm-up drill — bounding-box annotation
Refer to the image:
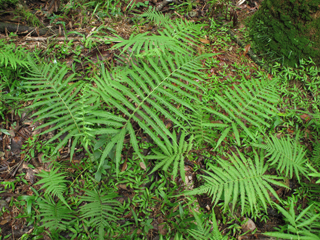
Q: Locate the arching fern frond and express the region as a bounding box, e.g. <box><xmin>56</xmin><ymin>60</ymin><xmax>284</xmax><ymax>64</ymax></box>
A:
<box><xmin>24</xmin><ymin>57</ymin><xmax>103</xmax><ymax>160</ymax></box>
<box><xmin>140</xmin><ymin>9</ymin><xmax>171</xmax><ymax>26</ymax></box>
<box><xmin>94</xmin><ymin>52</ymin><xmax>213</xmax><ymax>176</ymax></box>
<box><xmin>188</xmin><ymin>210</ymin><xmax>228</xmax><ymax>240</ymax></box>
<box><xmin>36</xmin><ymin>167</ymin><xmax>70</xmax><ymax>208</ymax></box>
<box><xmin>0</xmin><ymin>40</ymin><xmax>30</xmax><ymax>69</ymax></box>
<box><xmin>185</xmin><ymin>150</ymin><xmax>288</xmax><ymax>214</ymax></box>
<box><xmin>187</xmin><ymin>105</ymin><xmax>228</xmax><ymax>146</ymax></box>
<box><xmin>38</xmin><ymin>196</ymin><xmax>74</xmax><ymax>232</ymax></box>
<box><xmin>146</xmin><ymin>131</ymin><xmax>194</xmax><ymax>181</ymax></box>
<box><xmin>110</xmin><ymin>15</ymin><xmax>204</xmax><ymax>57</ymax></box>
<box><xmin>80</xmin><ymin>189</ymin><xmax>122</xmax><ymax>240</ymax></box>
<box><xmin>253</xmin><ymin>133</ymin><xmax>309</xmax><ymax>182</ymax></box>
<box><xmin>209</xmin><ymin>78</ymin><xmax>279</xmax><ymax>148</ymax></box>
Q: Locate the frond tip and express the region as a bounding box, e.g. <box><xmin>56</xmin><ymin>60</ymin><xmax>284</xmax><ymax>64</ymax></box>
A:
<box><xmin>185</xmin><ymin>149</ymin><xmax>288</xmax><ymax>214</ymax></box>
<box><xmin>253</xmin><ymin>133</ymin><xmax>309</xmax><ymax>182</ymax></box>
<box><xmin>80</xmin><ymin>189</ymin><xmax>122</xmax><ymax>239</ymax></box>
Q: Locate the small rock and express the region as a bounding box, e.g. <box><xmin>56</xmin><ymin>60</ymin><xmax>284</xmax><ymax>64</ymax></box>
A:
<box><xmin>241</xmin><ymin>218</ymin><xmax>256</xmax><ymax>232</ymax></box>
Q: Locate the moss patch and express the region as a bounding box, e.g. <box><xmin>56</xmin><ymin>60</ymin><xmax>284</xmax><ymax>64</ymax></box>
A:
<box><xmin>248</xmin><ymin>0</ymin><xmax>320</xmax><ymax>67</ymax></box>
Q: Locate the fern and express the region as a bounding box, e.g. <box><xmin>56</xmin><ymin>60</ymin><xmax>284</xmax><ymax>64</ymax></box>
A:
<box><xmin>208</xmin><ymin>78</ymin><xmax>279</xmax><ymax>148</ymax></box>
<box><xmin>311</xmin><ymin>140</ymin><xmax>320</xmax><ymax>168</ymax></box>
<box><xmin>145</xmin><ymin>131</ymin><xmax>194</xmax><ymax>181</ymax></box>
<box><xmin>23</xmin><ymin>57</ymin><xmax>106</xmax><ymax>160</ymax></box>
<box><xmin>185</xmin><ymin>149</ymin><xmax>288</xmax><ymax>214</ymax></box>
<box><xmin>36</xmin><ymin>167</ymin><xmax>70</xmax><ymax>208</ymax></box>
<box><xmin>187</xmin><ymin>105</ymin><xmax>228</xmax><ymax>146</ymax></box>
<box><xmin>94</xmin><ymin>52</ymin><xmax>214</xmax><ymax>176</ymax></box>
<box><xmin>110</xmin><ymin>15</ymin><xmax>204</xmax><ymax>57</ymax></box>
<box><xmin>140</xmin><ymin>9</ymin><xmax>171</xmax><ymax>26</ymax></box>
<box><xmin>264</xmin><ymin>198</ymin><xmax>320</xmax><ymax>240</ymax></box>
<box><xmin>188</xmin><ymin>210</ymin><xmax>228</xmax><ymax>240</ymax></box>
<box><xmin>0</xmin><ymin>40</ymin><xmax>30</xmax><ymax>69</ymax></box>
<box><xmin>80</xmin><ymin>189</ymin><xmax>122</xmax><ymax>240</ymax></box>
<box><xmin>38</xmin><ymin>196</ymin><xmax>74</xmax><ymax>232</ymax></box>
<box><xmin>253</xmin><ymin>133</ymin><xmax>309</xmax><ymax>182</ymax></box>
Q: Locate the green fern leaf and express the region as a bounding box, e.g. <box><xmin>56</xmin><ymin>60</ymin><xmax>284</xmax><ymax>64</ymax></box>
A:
<box><xmin>187</xmin><ymin>105</ymin><xmax>225</xmax><ymax>146</ymax></box>
<box><xmin>110</xmin><ymin>14</ymin><xmax>204</xmax><ymax>57</ymax></box>
<box><xmin>36</xmin><ymin>167</ymin><xmax>70</xmax><ymax>208</ymax></box>
<box><xmin>210</xmin><ymin>78</ymin><xmax>279</xmax><ymax>147</ymax></box>
<box><xmin>24</xmin><ymin>57</ymin><xmax>101</xmax><ymax>160</ymax></box>
<box><xmin>188</xmin><ymin>210</ymin><xmax>227</xmax><ymax>240</ymax></box>
<box><xmin>185</xmin><ymin>149</ymin><xmax>288</xmax><ymax>214</ymax></box>
<box><xmin>146</xmin><ymin>131</ymin><xmax>193</xmax><ymax>181</ymax></box>
<box><xmin>0</xmin><ymin>41</ymin><xmax>30</xmax><ymax>69</ymax></box>
<box><xmin>253</xmin><ymin>133</ymin><xmax>309</xmax><ymax>182</ymax></box>
<box><xmin>38</xmin><ymin>196</ymin><xmax>74</xmax><ymax>232</ymax></box>
<box><xmin>80</xmin><ymin>189</ymin><xmax>122</xmax><ymax>240</ymax></box>
<box><xmin>140</xmin><ymin>9</ymin><xmax>171</xmax><ymax>26</ymax></box>
<box><xmin>94</xmin><ymin>52</ymin><xmax>214</xmax><ymax>175</ymax></box>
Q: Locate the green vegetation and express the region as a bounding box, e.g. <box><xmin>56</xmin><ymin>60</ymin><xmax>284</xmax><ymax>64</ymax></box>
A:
<box><xmin>249</xmin><ymin>0</ymin><xmax>320</xmax><ymax>67</ymax></box>
<box><xmin>1</xmin><ymin>1</ymin><xmax>320</xmax><ymax>239</ymax></box>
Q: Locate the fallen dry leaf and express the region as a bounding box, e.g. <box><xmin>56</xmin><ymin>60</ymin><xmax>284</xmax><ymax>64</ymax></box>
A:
<box><xmin>199</xmin><ymin>38</ymin><xmax>210</xmax><ymax>44</ymax></box>
<box><xmin>300</xmin><ymin>114</ymin><xmax>311</xmax><ymax>122</ymax></box>
<box><xmin>139</xmin><ymin>162</ymin><xmax>146</xmax><ymax>170</ymax></box>
<box><xmin>243</xmin><ymin>44</ymin><xmax>251</xmax><ymax>56</ymax></box>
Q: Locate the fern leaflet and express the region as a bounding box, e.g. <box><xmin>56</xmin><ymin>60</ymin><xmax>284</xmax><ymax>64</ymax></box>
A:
<box><xmin>209</xmin><ymin>78</ymin><xmax>279</xmax><ymax>148</ymax></box>
<box><xmin>36</xmin><ymin>167</ymin><xmax>70</xmax><ymax>208</ymax></box>
<box><xmin>94</xmin><ymin>52</ymin><xmax>214</xmax><ymax>176</ymax></box>
<box><xmin>185</xmin><ymin>149</ymin><xmax>288</xmax><ymax>214</ymax></box>
<box><xmin>80</xmin><ymin>189</ymin><xmax>122</xmax><ymax>240</ymax></box>
<box><xmin>253</xmin><ymin>133</ymin><xmax>309</xmax><ymax>182</ymax></box>
<box><xmin>38</xmin><ymin>196</ymin><xmax>74</xmax><ymax>232</ymax></box>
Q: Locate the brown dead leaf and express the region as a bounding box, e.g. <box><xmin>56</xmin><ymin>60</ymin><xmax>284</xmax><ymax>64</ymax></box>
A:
<box><xmin>139</xmin><ymin>162</ymin><xmax>146</xmax><ymax>170</ymax></box>
<box><xmin>300</xmin><ymin>114</ymin><xmax>311</xmax><ymax>122</ymax></box>
<box><xmin>121</xmin><ymin>162</ymin><xmax>127</xmax><ymax>172</ymax></box>
<box><xmin>25</xmin><ymin>168</ymin><xmax>36</xmax><ymax>184</ymax></box>
<box><xmin>199</xmin><ymin>38</ymin><xmax>210</xmax><ymax>44</ymax></box>
<box><xmin>243</xmin><ymin>44</ymin><xmax>251</xmax><ymax>56</ymax></box>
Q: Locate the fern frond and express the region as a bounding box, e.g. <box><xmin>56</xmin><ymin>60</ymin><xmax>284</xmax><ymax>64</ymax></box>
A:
<box><xmin>185</xmin><ymin>149</ymin><xmax>288</xmax><ymax>214</ymax></box>
<box><xmin>110</xmin><ymin>15</ymin><xmax>204</xmax><ymax>57</ymax></box>
<box><xmin>187</xmin><ymin>105</ymin><xmax>228</xmax><ymax>146</ymax></box>
<box><xmin>36</xmin><ymin>167</ymin><xmax>70</xmax><ymax>208</ymax></box>
<box><xmin>146</xmin><ymin>131</ymin><xmax>194</xmax><ymax>180</ymax></box>
<box><xmin>94</xmin><ymin>52</ymin><xmax>213</xmax><ymax>175</ymax></box>
<box><xmin>24</xmin><ymin>57</ymin><xmax>101</xmax><ymax>159</ymax></box>
<box><xmin>188</xmin><ymin>210</ymin><xmax>227</xmax><ymax>240</ymax></box>
<box><xmin>140</xmin><ymin>9</ymin><xmax>171</xmax><ymax>26</ymax></box>
<box><xmin>253</xmin><ymin>133</ymin><xmax>309</xmax><ymax>182</ymax></box>
<box><xmin>38</xmin><ymin>196</ymin><xmax>74</xmax><ymax>232</ymax></box>
<box><xmin>209</xmin><ymin>78</ymin><xmax>279</xmax><ymax>148</ymax></box>
<box><xmin>264</xmin><ymin>198</ymin><xmax>320</xmax><ymax>240</ymax></box>
<box><xmin>80</xmin><ymin>189</ymin><xmax>122</xmax><ymax>240</ymax></box>
<box><xmin>311</xmin><ymin>140</ymin><xmax>320</xmax><ymax>168</ymax></box>
<box><xmin>0</xmin><ymin>40</ymin><xmax>30</xmax><ymax>69</ymax></box>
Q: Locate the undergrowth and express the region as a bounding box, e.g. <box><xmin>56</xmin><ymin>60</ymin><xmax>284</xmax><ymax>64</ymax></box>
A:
<box><xmin>1</xmin><ymin>7</ymin><xmax>320</xmax><ymax>240</ymax></box>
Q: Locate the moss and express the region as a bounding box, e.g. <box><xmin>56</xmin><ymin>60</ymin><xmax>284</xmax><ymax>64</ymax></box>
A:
<box><xmin>248</xmin><ymin>0</ymin><xmax>320</xmax><ymax>67</ymax></box>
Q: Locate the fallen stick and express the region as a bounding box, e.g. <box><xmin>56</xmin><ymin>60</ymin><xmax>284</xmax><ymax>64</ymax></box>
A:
<box><xmin>25</xmin><ymin>36</ymin><xmax>121</xmax><ymax>42</ymax></box>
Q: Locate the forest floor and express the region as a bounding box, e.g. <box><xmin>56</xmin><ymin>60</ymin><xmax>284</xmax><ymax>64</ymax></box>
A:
<box><xmin>0</xmin><ymin>0</ymin><xmax>319</xmax><ymax>239</ymax></box>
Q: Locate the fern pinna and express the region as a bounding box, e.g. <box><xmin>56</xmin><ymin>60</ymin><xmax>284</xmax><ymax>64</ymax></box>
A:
<box><xmin>253</xmin><ymin>133</ymin><xmax>309</xmax><ymax>182</ymax></box>
<box><xmin>186</xmin><ymin>150</ymin><xmax>288</xmax><ymax>214</ymax></box>
<box><xmin>94</xmin><ymin>52</ymin><xmax>215</xmax><ymax>178</ymax></box>
<box><xmin>208</xmin><ymin>77</ymin><xmax>279</xmax><ymax>149</ymax></box>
